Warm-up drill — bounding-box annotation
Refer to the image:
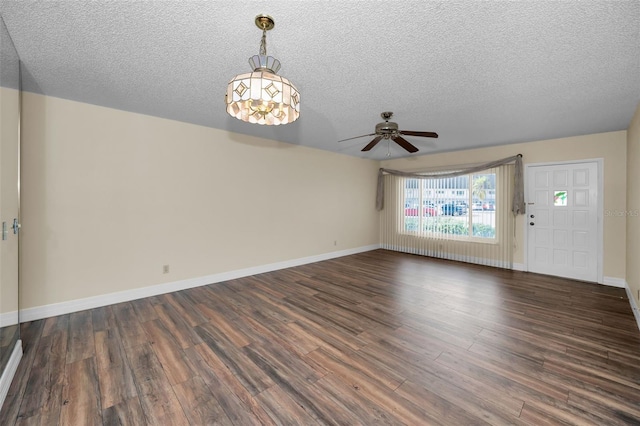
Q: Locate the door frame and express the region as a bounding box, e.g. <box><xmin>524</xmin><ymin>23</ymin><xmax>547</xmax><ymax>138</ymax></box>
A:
<box><xmin>523</xmin><ymin>158</ymin><xmax>604</xmax><ymax>284</ymax></box>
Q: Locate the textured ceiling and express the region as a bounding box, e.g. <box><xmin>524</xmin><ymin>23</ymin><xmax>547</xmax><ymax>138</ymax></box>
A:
<box><xmin>1</xmin><ymin>1</ymin><xmax>638</xmax><ymax>160</ymax></box>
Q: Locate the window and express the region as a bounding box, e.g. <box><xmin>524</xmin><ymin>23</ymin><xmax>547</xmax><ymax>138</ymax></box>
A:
<box><xmin>554</xmin><ymin>190</ymin><xmax>567</xmax><ymax>206</ymax></box>
<box><xmin>402</xmin><ymin>171</ymin><xmax>497</xmax><ymax>240</ymax></box>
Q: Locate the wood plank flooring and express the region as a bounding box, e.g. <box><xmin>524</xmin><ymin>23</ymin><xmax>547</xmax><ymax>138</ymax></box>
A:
<box><xmin>2</xmin><ymin>249</ymin><xmax>640</xmax><ymax>425</ymax></box>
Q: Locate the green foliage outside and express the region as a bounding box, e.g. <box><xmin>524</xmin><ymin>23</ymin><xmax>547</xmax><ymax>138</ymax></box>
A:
<box><xmin>472</xmin><ymin>175</ymin><xmax>488</xmax><ymax>201</ymax></box>
<box><xmin>404</xmin><ymin>217</ymin><xmax>495</xmax><ymax>238</ymax></box>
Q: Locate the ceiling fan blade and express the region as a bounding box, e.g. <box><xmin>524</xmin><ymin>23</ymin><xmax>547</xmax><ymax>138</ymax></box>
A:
<box><xmin>399</xmin><ymin>130</ymin><xmax>439</xmax><ymax>138</ymax></box>
<box><xmin>361</xmin><ymin>136</ymin><xmax>383</xmax><ymax>152</ymax></box>
<box><xmin>393</xmin><ymin>135</ymin><xmax>419</xmax><ymax>153</ymax></box>
<box><xmin>338</xmin><ymin>133</ymin><xmax>376</xmax><ymax>143</ymax></box>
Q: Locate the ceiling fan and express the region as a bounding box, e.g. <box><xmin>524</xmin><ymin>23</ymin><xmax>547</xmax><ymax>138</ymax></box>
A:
<box><xmin>338</xmin><ymin>111</ymin><xmax>438</xmax><ymax>153</ymax></box>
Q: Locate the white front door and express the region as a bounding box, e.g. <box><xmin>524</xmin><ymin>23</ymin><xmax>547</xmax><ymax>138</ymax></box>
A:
<box><xmin>526</xmin><ymin>161</ymin><xmax>599</xmax><ymax>282</ymax></box>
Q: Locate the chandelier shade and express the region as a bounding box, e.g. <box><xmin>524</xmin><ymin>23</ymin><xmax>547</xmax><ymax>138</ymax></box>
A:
<box><xmin>225</xmin><ymin>68</ymin><xmax>300</xmax><ymax>126</ymax></box>
<box><xmin>225</xmin><ymin>15</ymin><xmax>300</xmax><ymax>126</ymax></box>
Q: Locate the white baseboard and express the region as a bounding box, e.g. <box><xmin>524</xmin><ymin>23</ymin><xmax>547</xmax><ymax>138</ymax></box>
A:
<box><xmin>0</xmin><ymin>340</ymin><xmax>22</xmax><ymax>411</ymax></box>
<box><xmin>602</xmin><ymin>277</ymin><xmax>627</xmax><ymax>288</ymax></box>
<box><xmin>20</xmin><ymin>244</ymin><xmax>381</xmax><ymax>323</ymax></box>
<box><xmin>0</xmin><ymin>310</ymin><xmax>18</xmax><ymax>327</ymax></box>
<box><xmin>19</xmin><ymin>243</ymin><xmax>638</xmax><ymax>333</ymax></box>
<box><xmin>623</xmin><ymin>281</ymin><xmax>640</xmax><ymax>332</ymax></box>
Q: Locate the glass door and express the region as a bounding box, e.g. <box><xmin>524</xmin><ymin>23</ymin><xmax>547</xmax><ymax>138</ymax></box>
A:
<box><xmin>0</xmin><ymin>15</ymin><xmax>21</xmax><ymax>388</ymax></box>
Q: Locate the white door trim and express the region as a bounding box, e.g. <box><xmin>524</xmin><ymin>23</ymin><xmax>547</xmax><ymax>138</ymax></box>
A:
<box><xmin>523</xmin><ymin>158</ymin><xmax>604</xmax><ymax>284</ymax></box>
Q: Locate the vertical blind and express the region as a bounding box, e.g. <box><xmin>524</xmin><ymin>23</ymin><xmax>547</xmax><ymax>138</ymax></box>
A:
<box><xmin>380</xmin><ymin>163</ymin><xmax>516</xmax><ymax>269</ymax></box>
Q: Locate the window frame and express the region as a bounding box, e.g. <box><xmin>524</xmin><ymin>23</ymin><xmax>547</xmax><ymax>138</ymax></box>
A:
<box><xmin>399</xmin><ymin>172</ymin><xmax>499</xmax><ymax>243</ymax></box>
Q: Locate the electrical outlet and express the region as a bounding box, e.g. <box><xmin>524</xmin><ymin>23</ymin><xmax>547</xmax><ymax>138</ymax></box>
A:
<box><xmin>163</xmin><ymin>264</ymin><xmax>170</xmax><ymax>274</ymax></box>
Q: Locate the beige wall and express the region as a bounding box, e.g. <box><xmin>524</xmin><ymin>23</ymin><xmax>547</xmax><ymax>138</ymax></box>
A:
<box><xmin>381</xmin><ymin>131</ymin><xmax>628</xmax><ymax>280</ymax></box>
<box><xmin>20</xmin><ymin>92</ymin><xmax>380</xmax><ymax>310</ymax></box>
<box><xmin>18</xmin><ymin>90</ymin><xmax>634</xmax><ymax>311</ymax></box>
<box><xmin>627</xmin><ymin>102</ymin><xmax>640</xmax><ymax>304</ymax></box>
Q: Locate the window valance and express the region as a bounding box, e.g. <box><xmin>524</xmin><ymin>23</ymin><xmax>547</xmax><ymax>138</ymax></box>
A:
<box><xmin>377</xmin><ymin>154</ymin><xmax>524</xmax><ymax>215</ymax></box>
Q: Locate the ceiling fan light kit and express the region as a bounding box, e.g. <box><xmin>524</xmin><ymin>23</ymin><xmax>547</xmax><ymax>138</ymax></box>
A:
<box><xmin>338</xmin><ymin>112</ymin><xmax>438</xmax><ymax>154</ymax></box>
<box><xmin>225</xmin><ymin>15</ymin><xmax>300</xmax><ymax>125</ymax></box>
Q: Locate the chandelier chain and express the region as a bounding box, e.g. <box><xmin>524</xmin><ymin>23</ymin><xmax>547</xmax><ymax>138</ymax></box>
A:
<box><xmin>259</xmin><ymin>28</ymin><xmax>267</xmax><ymax>56</ymax></box>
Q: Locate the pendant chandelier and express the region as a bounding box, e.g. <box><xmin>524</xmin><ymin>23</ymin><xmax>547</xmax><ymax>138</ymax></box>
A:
<box><xmin>225</xmin><ymin>15</ymin><xmax>300</xmax><ymax>125</ymax></box>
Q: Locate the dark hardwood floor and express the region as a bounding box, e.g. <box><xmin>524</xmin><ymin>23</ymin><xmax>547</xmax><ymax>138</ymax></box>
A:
<box><xmin>2</xmin><ymin>249</ymin><xmax>640</xmax><ymax>425</ymax></box>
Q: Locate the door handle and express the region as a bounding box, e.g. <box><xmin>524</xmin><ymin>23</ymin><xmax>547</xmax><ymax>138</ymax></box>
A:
<box><xmin>530</xmin><ymin>222</ymin><xmax>535</xmax><ymax>226</ymax></box>
<box><xmin>12</xmin><ymin>218</ymin><xmax>20</xmax><ymax>234</ymax></box>
<box><xmin>2</xmin><ymin>222</ymin><xmax>6</xmax><ymax>240</ymax></box>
